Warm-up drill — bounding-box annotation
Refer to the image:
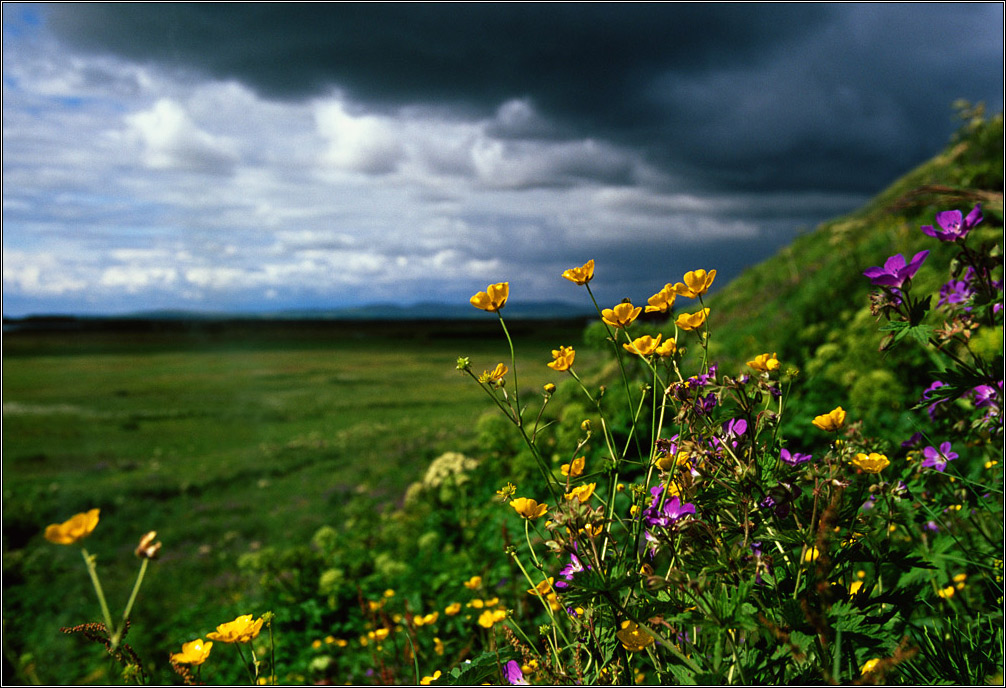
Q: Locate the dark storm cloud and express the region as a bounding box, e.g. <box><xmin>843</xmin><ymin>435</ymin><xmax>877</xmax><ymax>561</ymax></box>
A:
<box><xmin>48</xmin><ymin>3</ymin><xmax>1003</xmax><ymax>195</ymax></box>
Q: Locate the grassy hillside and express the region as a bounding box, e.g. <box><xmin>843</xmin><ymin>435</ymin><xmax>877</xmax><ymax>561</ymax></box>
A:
<box><xmin>704</xmin><ymin>107</ymin><xmax>1003</xmax><ymax>445</ymax></box>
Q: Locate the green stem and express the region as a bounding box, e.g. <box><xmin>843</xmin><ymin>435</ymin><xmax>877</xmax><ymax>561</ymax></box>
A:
<box><xmin>80</xmin><ymin>547</ymin><xmax>117</xmax><ymax>648</ymax></box>
<box><xmin>118</xmin><ymin>558</ymin><xmax>149</xmax><ymax>644</ymax></box>
<box><xmin>497</xmin><ymin>313</ymin><xmax>521</xmax><ymax>424</ymax></box>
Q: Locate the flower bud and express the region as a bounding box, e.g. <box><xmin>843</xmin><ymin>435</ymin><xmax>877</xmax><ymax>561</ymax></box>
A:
<box><xmin>135</xmin><ymin>531</ymin><xmax>161</xmax><ymax>559</ymax></box>
<box><xmin>580</xmin><ymin>419</ymin><xmax>591</xmax><ymax>432</ymax></box>
<box><xmin>543</xmin><ymin>383</ymin><xmax>556</xmax><ymax>395</ymax></box>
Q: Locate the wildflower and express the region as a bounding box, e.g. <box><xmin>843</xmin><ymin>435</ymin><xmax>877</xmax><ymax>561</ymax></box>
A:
<box><xmin>547</xmin><ymin>345</ymin><xmax>575</xmax><ymax>371</ymax></box>
<box><xmin>444</xmin><ymin>602</ymin><xmax>461</xmax><ymax>616</ymax></box>
<box><xmin>616</xmin><ymin>620</ymin><xmax>655</xmax><ymax>652</ymax></box>
<box><xmin>747</xmin><ymin>352</ymin><xmax>780</xmax><ymax>372</ymax></box>
<box><xmin>503</xmin><ymin>660</ymin><xmax>529</xmax><ymax>685</ymax></box>
<box><xmin>479</xmin><ymin>363</ymin><xmax>508</xmax><ymax>385</ymax></box>
<box><xmin>420</xmin><ymin>670</ymin><xmax>442</xmax><ymax>685</ymax></box>
<box><xmin>470</xmin><ymin>282</ymin><xmax>509</xmax><ymax>312</ymax></box>
<box><xmin>674</xmin><ymin>269</ymin><xmax>717</xmax><ymax>298</ymax></box>
<box><xmin>642</xmin><ymin>486</ymin><xmax>695</xmax><ymax>528</ymax></box>
<box><xmin>44</xmin><ymin>508</ymin><xmax>100</xmax><ymax>545</ymax></box>
<box><xmin>675</xmin><ymin>307</ymin><xmax>709</xmax><ymax>331</ymax></box>
<box><xmin>206</xmin><ymin>615</ymin><xmax>264</xmax><ymax>644</ymax></box>
<box><xmin>477</xmin><ymin>609</ymin><xmax>507</xmax><ymax>628</ymax></box>
<box><xmin>954</xmin><ymin>573</ymin><xmax>968</xmax><ymax>589</ymax></box>
<box><xmin>780</xmin><ymin>448</ymin><xmax>812</xmax><ymax>466</ymax></box>
<box><xmin>171</xmin><ymin>638</ymin><xmax>213</xmax><ymax>666</ymax></box>
<box><xmin>564</xmin><ymin>482</ymin><xmax>596</xmax><ymax>503</ymax></box>
<box><xmin>414</xmin><ymin>612</ymin><xmax>438</xmax><ymax>627</ymax></box>
<box><xmin>543</xmin><ymin>382</ymin><xmax>556</xmax><ymax>395</ymax></box>
<box><xmin>938</xmin><ymin>279</ymin><xmax>973</xmax><ymax>308</ymax></box>
<box><xmin>860</xmin><ymin>658</ymin><xmax>881</xmax><ymax>675</ymax></box>
<box><xmin>851</xmin><ymin>452</ymin><xmax>890</xmax><ymax>474</ymax></box>
<box><xmin>849</xmin><ymin>580</ymin><xmax>865</xmax><ymax>597</ymax></box>
<box><xmin>311</xmin><ymin>638</ymin><xmax>322</xmax><ymax>650</ymax></box>
<box><xmin>433</xmin><ymin>636</ymin><xmax>444</xmax><ymax>656</ymax></box>
<box><xmin>601</xmin><ymin>302</ymin><xmax>642</xmax><ymax>328</ymax></box>
<box><xmin>383</xmin><ymin>588</ymin><xmax>395</xmax><ymax>598</ymax></box>
<box><xmin>135</xmin><ymin>530</ymin><xmax>162</xmax><ymax>559</ymax></box>
<box><xmin>623</xmin><ymin>334</ymin><xmax>662</xmax><ymax>356</ymax></box>
<box><xmin>921</xmin><ymin>441</ymin><xmax>958</xmax><ymax>472</ymax></box>
<box><xmin>921</xmin><ymin>204</ymin><xmax>982</xmax><ymax>242</ymax></box>
<box><xmin>655</xmin><ymin>338</ymin><xmax>678</xmax><ymax>357</ymax></box>
<box><xmin>561</xmin><ymin>456</ymin><xmax>585</xmax><ymax>478</ymax></box>
<box><xmin>527</xmin><ymin>577</ymin><xmax>554</xmax><ymax>597</ymax></box>
<box><xmin>561</xmin><ymin>259</ymin><xmax>595</xmax><ymax>285</ymax></box>
<box><xmin>462</xmin><ymin>575</ymin><xmax>482</xmax><ymax>590</ymax></box>
<box><xmin>937</xmin><ymin>585</ymin><xmax>955</xmax><ymax>599</ymax></box>
<box><xmin>863</xmin><ymin>251</ymin><xmax>929</xmax><ymax>288</ymax></box>
<box><xmin>760</xmin><ymin>482</ymin><xmax>802</xmax><ymax>519</ymax></box>
<box><xmin>496</xmin><ymin>482</ymin><xmax>517</xmax><ymax>502</ymax></box>
<box><xmin>804</xmin><ymin>546</ymin><xmax>820</xmax><ymax>563</ymax></box>
<box><xmin>510</xmin><ymin>497</ymin><xmax>548</xmax><ymax>520</ymax></box>
<box><xmin>554</xmin><ymin>548</ymin><xmax>587</xmax><ymax>589</ymax></box>
<box><xmin>645</xmin><ymin>284</ymin><xmax>676</xmax><ymax>313</ymax></box>
<box><xmin>812</xmin><ymin>407</ymin><xmax>846</xmax><ymax>432</ymax></box>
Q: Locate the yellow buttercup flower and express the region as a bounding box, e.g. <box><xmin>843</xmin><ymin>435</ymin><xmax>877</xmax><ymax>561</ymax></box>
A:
<box><xmin>562</xmin><ymin>259</ymin><xmax>595</xmax><ymax>285</ymax></box>
<box><xmin>526</xmin><ymin>577</ymin><xmax>554</xmax><ymax>597</ymax></box>
<box><xmin>510</xmin><ymin>497</ymin><xmax>548</xmax><ymax>520</ymax></box>
<box><xmin>564</xmin><ymin>482</ymin><xmax>596</xmax><ymax>503</ymax></box>
<box><xmin>673</xmin><ymin>269</ymin><xmax>716</xmax><ymax>298</ymax></box>
<box><xmin>420</xmin><ymin>670</ymin><xmax>442</xmax><ymax>685</ymax></box>
<box><xmin>803</xmin><ymin>546</ymin><xmax>820</xmax><ymax>563</ymax></box>
<box><xmin>623</xmin><ymin>334</ymin><xmax>662</xmax><ymax>356</ymax></box>
<box><xmin>655</xmin><ymin>338</ymin><xmax>678</xmax><ymax>357</ymax></box>
<box><xmin>601</xmin><ymin>302</ymin><xmax>642</xmax><ymax>329</ymax></box>
<box><xmin>479</xmin><ymin>362</ymin><xmax>508</xmax><ymax>384</ymax></box>
<box><xmin>170</xmin><ymin>638</ymin><xmax>213</xmax><ymax>666</ymax></box>
<box><xmin>747</xmin><ymin>352</ymin><xmax>780</xmax><ymax>372</ymax></box>
<box><xmin>469</xmin><ymin>282</ymin><xmax>509</xmax><ymax>312</ymax></box>
<box><xmin>561</xmin><ymin>456</ymin><xmax>585</xmax><ymax>478</ymax></box>
<box><xmin>675</xmin><ymin>308</ymin><xmax>709</xmax><ymax>331</ymax></box>
<box><xmin>547</xmin><ymin>345</ymin><xmax>576</xmax><ymax>371</ymax></box>
<box><xmin>206</xmin><ymin>614</ymin><xmax>264</xmax><ymax>644</ymax></box>
<box><xmin>44</xmin><ymin>508</ymin><xmax>100</xmax><ymax>545</ymax></box>
<box><xmin>616</xmin><ymin>620</ymin><xmax>655</xmax><ymax>652</ymax></box>
<box><xmin>477</xmin><ymin>609</ymin><xmax>507</xmax><ymax>628</ymax></box>
<box><xmin>860</xmin><ymin>658</ymin><xmax>881</xmax><ymax>675</ymax></box>
<box><xmin>462</xmin><ymin>575</ymin><xmax>482</xmax><ymax>590</ymax></box>
<box><xmin>433</xmin><ymin>636</ymin><xmax>444</xmax><ymax>656</ymax></box>
<box><xmin>444</xmin><ymin>602</ymin><xmax>461</xmax><ymax>616</ymax></box>
<box><xmin>851</xmin><ymin>452</ymin><xmax>890</xmax><ymax>474</ymax></box>
<box><xmin>645</xmin><ymin>284</ymin><xmax>676</xmax><ymax>313</ymax></box>
<box><xmin>812</xmin><ymin>407</ymin><xmax>846</xmax><ymax>432</ymax></box>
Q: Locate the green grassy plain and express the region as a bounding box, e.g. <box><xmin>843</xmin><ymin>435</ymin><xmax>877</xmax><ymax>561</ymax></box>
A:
<box><xmin>1</xmin><ymin>318</ymin><xmax>595</xmax><ymax>684</ymax></box>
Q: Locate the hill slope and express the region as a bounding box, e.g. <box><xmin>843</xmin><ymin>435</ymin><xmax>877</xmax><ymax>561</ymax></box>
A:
<box><xmin>702</xmin><ymin>107</ymin><xmax>1003</xmax><ymax>444</ymax></box>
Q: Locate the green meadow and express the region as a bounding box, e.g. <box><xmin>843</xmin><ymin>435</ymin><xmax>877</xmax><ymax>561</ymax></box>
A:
<box><xmin>1</xmin><ymin>319</ymin><xmax>594</xmax><ymax>684</ymax></box>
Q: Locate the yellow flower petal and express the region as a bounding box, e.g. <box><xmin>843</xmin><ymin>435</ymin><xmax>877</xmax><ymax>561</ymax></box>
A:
<box><xmin>44</xmin><ymin>508</ymin><xmax>100</xmax><ymax>545</ymax></box>
<box><xmin>562</xmin><ymin>259</ymin><xmax>595</xmax><ymax>285</ymax></box>
<box><xmin>470</xmin><ymin>282</ymin><xmax>509</xmax><ymax>312</ymax></box>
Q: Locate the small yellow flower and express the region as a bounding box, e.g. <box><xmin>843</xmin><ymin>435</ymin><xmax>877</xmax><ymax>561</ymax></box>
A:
<box><xmin>655</xmin><ymin>338</ymin><xmax>678</xmax><ymax>357</ymax></box>
<box><xmin>674</xmin><ymin>269</ymin><xmax>717</xmax><ymax>298</ymax></box>
<box><xmin>616</xmin><ymin>620</ymin><xmax>655</xmax><ymax>652</ymax></box>
<box><xmin>477</xmin><ymin>609</ymin><xmax>507</xmax><ymax>628</ymax></box>
<box><xmin>812</xmin><ymin>407</ymin><xmax>846</xmax><ymax>432</ymax></box>
<box><xmin>496</xmin><ymin>482</ymin><xmax>517</xmax><ymax>502</ymax></box>
<box><xmin>849</xmin><ymin>580</ymin><xmax>865</xmax><ymax>597</ymax></box>
<box><xmin>937</xmin><ymin>585</ymin><xmax>955</xmax><ymax>599</ymax></box>
<box><xmin>44</xmin><ymin>508</ymin><xmax>100</xmax><ymax>545</ymax></box>
<box><xmin>470</xmin><ymin>282</ymin><xmax>509</xmax><ymax>312</ymax></box>
<box><xmin>468</xmin><ymin>598</ymin><xmax>485</xmax><ymax>609</ymax></box>
<box><xmin>510</xmin><ymin>497</ymin><xmax>548</xmax><ymax>520</ymax></box>
<box><xmin>444</xmin><ymin>602</ymin><xmax>461</xmax><ymax>616</ymax></box>
<box><xmin>433</xmin><ymin>636</ymin><xmax>444</xmax><ymax>656</ymax></box>
<box><xmin>561</xmin><ymin>456</ymin><xmax>585</xmax><ymax>478</ymax></box>
<box><xmin>601</xmin><ymin>302</ymin><xmax>642</xmax><ymax>329</ymax></box>
<box><xmin>804</xmin><ymin>546</ymin><xmax>820</xmax><ymax>563</ymax></box>
<box><xmin>645</xmin><ymin>284</ymin><xmax>676</xmax><ymax>313</ymax></box>
<box><xmin>206</xmin><ymin>614</ymin><xmax>264</xmax><ymax>644</ymax></box>
<box><xmin>479</xmin><ymin>362</ymin><xmax>508</xmax><ymax>384</ymax></box>
<box><xmin>383</xmin><ymin>588</ymin><xmax>396</xmax><ymax>598</ymax></box>
<box><xmin>564</xmin><ymin>482</ymin><xmax>596</xmax><ymax>503</ymax></box>
<box><xmin>547</xmin><ymin>345</ymin><xmax>576</xmax><ymax>371</ymax></box>
<box><xmin>463</xmin><ymin>575</ymin><xmax>482</xmax><ymax>590</ymax></box>
<box><xmin>623</xmin><ymin>334</ymin><xmax>662</xmax><ymax>356</ymax></box>
<box><xmin>851</xmin><ymin>452</ymin><xmax>890</xmax><ymax>474</ymax></box>
<box><xmin>527</xmin><ymin>577</ymin><xmax>554</xmax><ymax>597</ymax></box>
<box><xmin>170</xmin><ymin>639</ymin><xmax>213</xmax><ymax>666</ymax></box>
<box><xmin>580</xmin><ymin>522</ymin><xmax>602</xmax><ymax>538</ymax></box>
<box><xmin>373</xmin><ymin>628</ymin><xmax>390</xmax><ymax>641</ymax></box>
<box><xmin>861</xmin><ymin>658</ymin><xmax>881</xmax><ymax>675</ymax></box>
<box><xmin>420</xmin><ymin>669</ymin><xmax>442</xmax><ymax>685</ymax></box>
<box><xmin>747</xmin><ymin>352</ymin><xmax>780</xmax><ymax>372</ymax></box>
<box><xmin>543</xmin><ymin>382</ymin><xmax>556</xmax><ymax>395</ymax></box>
<box><xmin>675</xmin><ymin>307</ymin><xmax>710</xmax><ymax>331</ymax></box>
<box><xmin>415</xmin><ymin>612</ymin><xmax>439</xmax><ymax>627</ymax></box>
<box><xmin>953</xmin><ymin>573</ymin><xmax>968</xmax><ymax>590</ymax></box>
<box><xmin>562</xmin><ymin>259</ymin><xmax>595</xmax><ymax>285</ymax></box>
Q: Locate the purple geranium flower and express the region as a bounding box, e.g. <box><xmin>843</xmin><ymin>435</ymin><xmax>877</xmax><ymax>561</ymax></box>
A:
<box><xmin>972</xmin><ymin>383</ymin><xmax>1001</xmax><ymax>410</ymax></box>
<box><xmin>863</xmin><ymin>251</ymin><xmax>930</xmax><ymax>288</ymax></box>
<box><xmin>554</xmin><ymin>545</ymin><xmax>589</xmax><ymax>589</ymax></box>
<box><xmin>901</xmin><ymin>432</ymin><xmax>923</xmax><ymax>449</ymax></box>
<box><xmin>643</xmin><ymin>485</ymin><xmax>695</xmax><ymax>528</ymax></box>
<box><xmin>503</xmin><ymin>660</ymin><xmax>528</xmax><ymax>685</ymax></box>
<box><xmin>921</xmin><ymin>204</ymin><xmax>982</xmax><ymax>242</ymax></box>
<box><xmin>921</xmin><ymin>441</ymin><xmax>958</xmax><ymax>472</ymax></box>
<box><xmin>780</xmin><ymin>447</ymin><xmax>812</xmax><ymax>466</ymax></box>
<box><xmin>938</xmin><ymin>279</ymin><xmax>973</xmax><ymax>309</ymax></box>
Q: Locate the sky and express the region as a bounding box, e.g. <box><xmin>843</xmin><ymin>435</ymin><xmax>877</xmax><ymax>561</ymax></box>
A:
<box><xmin>2</xmin><ymin>4</ymin><xmax>1003</xmax><ymax>317</ymax></box>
